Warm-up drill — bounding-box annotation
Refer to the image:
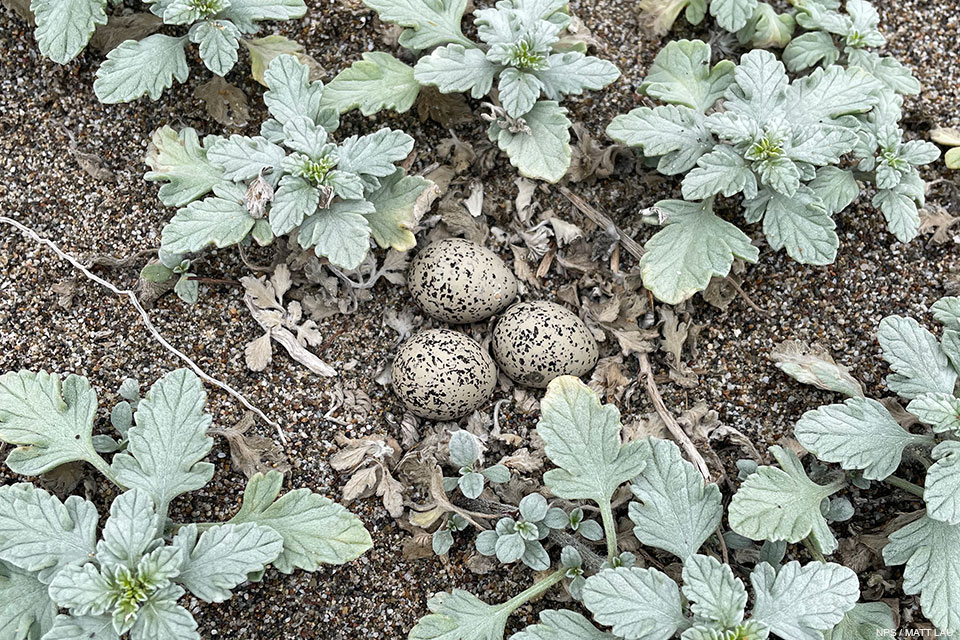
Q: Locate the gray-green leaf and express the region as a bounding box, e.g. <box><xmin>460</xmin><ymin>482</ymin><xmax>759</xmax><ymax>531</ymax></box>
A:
<box><xmin>337</xmin><ymin>128</ymin><xmax>415</xmax><ymax>178</ymax></box>
<box><xmin>0</xmin><ymin>370</ymin><xmax>107</xmax><ymax>476</ymax></box>
<box><xmin>538</xmin><ymin>376</ymin><xmax>647</xmax><ymax>506</ymax></box>
<box><xmin>94</xmin><ymin>34</ymin><xmax>189</xmax><ymax>103</ymax></box>
<box><xmin>795</xmin><ymin>397</ymin><xmax>930</xmax><ymax>480</ymax></box>
<box><xmin>750</xmin><ymin>561</ymin><xmax>860</xmax><ymax>640</ymax></box>
<box><xmin>31</xmin><ymin>0</ymin><xmax>107</xmax><ymax>64</ymax></box>
<box><xmin>489</xmin><ymin>100</ymin><xmax>571</xmax><ymax>183</ymax></box>
<box><xmin>728</xmin><ymin>445</ymin><xmax>844</xmax><ymax>554</ymax></box>
<box><xmin>110</xmin><ymin>369</ymin><xmax>215</xmax><ymax>511</ymax></box>
<box><xmin>640</xmin><ymin>199</ymin><xmax>759</xmax><ymax>305</ymax></box>
<box><xmin>822</xmin><ymin>603</ymin><xmax>895</xmax><ymax>640</ymax></box>
<box><xmin>364</xmin><ymin>0</ymin><xmax>471</xmax><ymax>50</ymax></box>
<box><xmin>629</xmin><ymin>437</ymin><xmax>723</xmax><ymax>560</ymax></box>
<box><xmin>172</xmin><ymin>522</ymin><xmax>283</xmax><ymax>603</ymax></box>
<box><xmin>297</xmin><ymin>200</ymin><xmax>374</xmax><ymax>270</ymax></box>
<box><xmin>510</xmin><ymin>609</ymin><xmax>615</xmax><ymax>640</ymax></box>
<box><xmin>682</xmin><ymin>554</ymin><xmax>746</xmax><ymax>629</ymax></box>
<box><xmin>0</xmin><ymin>561</ymin><xmax>57</xmax><ymax>639</ymax></box>
<box><xmin>878</xmin><ymin>315</ymin><xmax>957</xmax><ymax>399</ymax></box>
<box><xmin>95</xmin><ymin>489</ymin><xmax>160</xmax><ymax>569</ymax></box>
<box><xmin>925</xmin><ymin>441</ymin><xmax>960</xmax><ymax>525</ymax></box>
<box><xmin>228</xmin><ymin>470</ymin><xmax>372</xmax><ymax>571</ymax></box>
<box><xmin>321</xmin><ymin>52</ymin><xmax>421</xmax><ymax>116</ymax></box>
<box><xmin>144</xmin><ymin>126</ymin><xmax>225</xmax><ymax>208</ymax></box>
<box><xmin>582</xmin><ymin>567</ymin><xmax>687</xmax><ymax>640</ymax></box>
<box><xmin>161</xmin><ymin>194</ymin><xmax>255</xmax><ymax>254</ymax></box>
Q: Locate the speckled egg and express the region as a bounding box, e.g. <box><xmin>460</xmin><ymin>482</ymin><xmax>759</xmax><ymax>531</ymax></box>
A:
<box><xmin>492</xmin><ymin>301</ymin><xmax>599</xmax><ymax>388</ymax></box>
<box><xmin>407</xmin><ymin>238</ymin><xmax>518</xmax><ymax>324</ymax></box>
<box><xmin>393</xmin><ymin>329</ymin><xmax>498</xmax><ymax>420</ymax></box>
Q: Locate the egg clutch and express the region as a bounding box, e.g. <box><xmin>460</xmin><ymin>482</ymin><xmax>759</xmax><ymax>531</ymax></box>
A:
<box><xmin>392</xmin><ymin>238</ymin><xmax>599</xmax><ymax>420</ymax></box>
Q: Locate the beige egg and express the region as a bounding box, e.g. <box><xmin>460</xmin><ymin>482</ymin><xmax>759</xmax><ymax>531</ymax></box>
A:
<box><xmin>492</xmin><ymin>301</ymin><xmax>599</xmax><ymax>388</ymax></box>
<box><xmin>408</xmin><ymin>238</ymin><xmax>518</xmax><ymax>324</ymax></box>
<box><xmin>393</xmin><ymin>329</ymin><xmax>498</xmax><ymax>420</ymax></box>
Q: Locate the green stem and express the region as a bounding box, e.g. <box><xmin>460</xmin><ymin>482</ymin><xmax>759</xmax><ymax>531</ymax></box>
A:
<box><xmin>883</xmin><ymin>474</ymin><xmax>925</xmax><ymax>498</ymax></box>
<box><xmin>802</xmin><ymin>537</ymin><xmax>826</xmax><ymax>563</ymax></box>
<box><xmin>87</xmin><ymin>453</ymin><xmax>123</xmax><ymax>488</ymax></box>
<box><xmin>499</xmin><ymin>569</ymin><xmax>567</xmax><ymax>617</ymax></box>
<box><xmin>598</xmin><ymin>500</ymin><xmax>618</xmax><ymax>562</ymax></box>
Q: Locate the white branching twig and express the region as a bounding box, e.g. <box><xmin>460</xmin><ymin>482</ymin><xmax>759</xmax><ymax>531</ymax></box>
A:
<box><xmin>0</xmin><ymin>215</ymin><xmax>288</xmax><ymax>445</ymax></box>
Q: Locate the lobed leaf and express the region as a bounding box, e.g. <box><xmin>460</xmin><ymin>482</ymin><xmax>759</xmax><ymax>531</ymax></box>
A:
<box><xmin>321</xmin><ymin>52</ymin><xmax>421</xmax><ymax>116</ymax></box>
<box><xmin>488</xmin><ymin>100</ymin><xmax>571</xmax><ymax>183</ymax></box>
<box><xmin>877</xmin><ymin>315</ymin><xmax>957</xmax><ymax>399</ymax></box>
<box><xmin>582</xmin><ymin>567</ymin><xmax>687</xmax><ymax>640</ymax></box>
<box><xmin>31</xmin><ymin>0</ymin><xmax>106</xmax><ymax>64</ymax></box>
<box><xmin>94</xmin><ymin>34</ymin><xmax>189</xmax><ymax>103</ymax></box>
<box><xmin>144</xmin><ymin>126</ymin><xmax>225</xmax><ymax>207</ymax></box>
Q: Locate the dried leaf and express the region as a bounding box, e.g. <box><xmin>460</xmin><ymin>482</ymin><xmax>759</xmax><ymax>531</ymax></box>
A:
<box><xmin>208</xmin><ymin>412</ymin><xmax>290</xmax><ymax>479</ymax></box>
<box><xmin>1</xmin><ymin>0</ymin><xmax>33</xmax><ymax>24</ymax></box>
<box><xmin>377</xmin><ymin>470</ymin><xmax>405</xmax><ymax>518</ymax></box>
<box><xmin>195</xmin><ymin>76</ymin><xmax>250</xmax><ymax>127</ymax></box>
<box><xmin>918</xmin><ymin>206</ymin><xmax>960</xmax><ymax>245</ymax></box>
<box><xmin>342</xmin><ymin>465</ymin><xmax>379</xmax><ymax>503</ymax></box>
<box><xmin>243</xmin><ymin>35</ymin><xmax>324</xmax><ymax>86</ymax></box>
<box><xmin>244</xmin><ymin>332</ymin><xmax>273</xmax><ymax>371</ymax></box>
<box><xmin>416</xmin><ymin>86</ymin><xmax>472</xmax><ymax>126</ymax></box>
<box><xmin>772</xmin><ymin>340</ymin><xmax>865</xmax><ymax>398</ymax></box>
<box><xmin>89</xmin><ymin>13</ymin><xmax>162</xmax><ymax>53</ymax></box>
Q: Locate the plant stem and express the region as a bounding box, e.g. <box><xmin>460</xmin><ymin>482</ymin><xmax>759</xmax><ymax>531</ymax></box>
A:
<box><xmin>500</xmin><ymin>569</ymin><xmax>567</xmax><ymax>616</ymax></box>
<box><xmin>883</xmin><ymin>474</ymin><xmax>925</xmax><ymax>498</ymax></box>
<box><xmin>87</xmin><ymin>453</ymin><xmax>123</xmax><ymax>488</ymax></box>
<box><xmin>802</xmin><ymin>537</ymin><xmax>826</xmax><ymax>563</ymax></box>
<box><xmin>598</xmin><ymin>500</ymin><xmax>618</xmax><ymax>561</ymax></box>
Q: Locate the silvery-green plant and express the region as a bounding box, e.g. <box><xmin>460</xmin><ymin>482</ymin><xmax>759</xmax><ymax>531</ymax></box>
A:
<box><xmin>0</xmin><ymin>368</ymin><xmax>372</xmax><ymax>639</ymax></box>
<box><xmin>318</xmin><ymin>0</ymin><xmax>621</xmax><ymax>183</ymax></box>
<box><xmin>442</xmin><ymin>430</ymin><xmax>511</xmax><ymax>500</ymax></box>
<box><xmin>475</xmin><ymin>493</ymin><xmax>565</xmax><ymax>570</ymax></box>
<box><xmin>766</xmin><ymin>296</ymin><xmax>960</xmax><ymax>632</ymax></box>
<box><xmin>143</xmin><ymin>54</ymin><xmax>429</xmax><ymax>297</ymax></box>
<box><xmin>23</xmin><ymin>0</ymin><xmax>306</xmax><ymax>103</ymax></box>
<box><xmin>608</xmin><ymin>37</ymin><xmax>938</xmax><ymax>305</ymax></box>
<box><xmin>639</xmin><ymin>0</ymin><xmax>796</xmax><ymax>47</ymax></box>
<box><xmin>409</xmin><ymin>376</ymin><xmax>876</xmax><ymax>640</ymax></box>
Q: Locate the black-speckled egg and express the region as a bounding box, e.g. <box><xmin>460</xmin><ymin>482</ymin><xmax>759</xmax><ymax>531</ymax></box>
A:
<box><xmin>407</xmin><ymin>238</ymin><xmax>518</xmax><ymax>324</ymax></box>
<box><xmin>393</xmin><ymin>329</ymin><xmax>498</xmax><ymax>420</ymax></box>
<box><xmin>492</xmin><ymin>301</ymin><xmax>599</xmax><ymax>388</ymax></box>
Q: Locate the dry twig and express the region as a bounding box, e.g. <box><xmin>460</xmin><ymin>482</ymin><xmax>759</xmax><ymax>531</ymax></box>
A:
<box><xmin>0</xmin><ymin>215</ymin><xmax>288</xmax><ymax>444</ymax></box>
<box><xmin>637</xmin><ymin>352</ymin><xmax>712</xmax><ymax>481</ymax></box>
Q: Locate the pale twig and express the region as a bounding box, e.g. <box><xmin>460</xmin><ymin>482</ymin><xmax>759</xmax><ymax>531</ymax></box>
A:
<box><xmin>637</xmin><ymin>352</ymin><xmax>712</xmax><ymax>481</ymax></box>
<box><xmin>723</xmin><ymin>276</ymin><xmax>771</xmax><ymax>316</ymax></box>
<box><xmin>0</xmin><ymin>216</ymin><xmax>288</xmax><ymax>445</ymax></box>
<box><xmin>559</xmin><ymin>186</ymin><xmax>646</xmax><ymax>260</ymax></box>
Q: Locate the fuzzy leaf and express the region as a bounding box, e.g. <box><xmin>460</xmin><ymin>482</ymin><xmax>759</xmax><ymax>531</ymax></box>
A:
<box><xmin>43</xmin><ymin>615</ymin><xmax>118</xmax><ymax>640</ymax></box>
<box><xmin>582</xmin><ymin>567</ymin><xmax>687</xmax><ymax>640</ymax></box>
<box><xmin>94</xmin><ymin>34</ymin><xmax>189</xmax><ymax>103</ymax></box>
<box><xmin>363</xmin><ymin>169</ymin><xmax>430</xmax><ymax>252</ymax></box>
<box><xmin>190</xmin><ymin>19</ymin><xmax>240</xmax><ymax>76</ymax></box>
<box><xmin>822</xmin><ymin>603</ymin><xmax>895</xmax><ymax>640</ymax></box>
<box><xmin>772</xmin><ymin>340</ymin><xmax>864</xmax><ymax>398</ymax></box>
<box><xmin>883</xmin><ymin>516</ymin><xmax>960</xmax><ymax>632</ymax></box>
<box><xmin>130</xmin><ymin>585</ymin><xmax>198</xmax><ymax>640</ymax></box>
<box><xmin>47</xmin><ymin>564</ymin><xmax>115</xmax><ymax>616</ymax></box>
<box><xmin>298</xmin><ymin>200</ymin><xmax>374</xmax><ymax>270</ymax></box>
<box><xmin>263</xmin><ymin>54</ymin><xmax>324</xmax><ymax>126</ymax></box>
<box><xmin>878</xmin><ymin>315</ymin><xmax>957</xmax><ymax>399</ymax></box>
<box><xmin>750</xmin><ymin>561</ymin><xmax>860</xmax><ymax>640</ymax></box>
<box><xmin>208</xmin><ymin>134</ymin><xmax>286</xmax><ymax>182</ymax></box>
<box><xmin>0</xmin><ymin>483</ymin><xmax>98</xmax><ymax>581</ymax></box>
<box><xmin>926</xmin><ymin>441</ymin><xmax>960</xmax><ymax>525</ymax></box>
<box><xmin>538</xmin><ymin>376</ymin><xmax>647</xmax><ymax>506</ymax></box>
<box><xmin>640</xmin><ymin>199</ymin><xmax>759</xmax><ymax>305</ymax></box>
<box><xmin>489</xmin><ymin>100</ymin><xmax>571</xmax><ymax>183</ymax></box>
<box><xmin>110</xmin><ymin>369</ymin><xmax>214</xmax><ymax>510</ymax></box>
<box><xmin>31</xmin><ymin>0</ymin><xmax>106</xmax><ymax>63</ymax></box>
<box><xmin>413</xmin><ymin>44</ymin><xmax>499</xmax><ymax>100</ymax></box>
<box><xmin>499</xmin><ymin>68</ymin><xmax>545</xmax><ymax>119</ymax></box>
<box><xmin>710</xmin><ymin>0</ymin><xmax>758</xmax><ymax>31</ymax></box>
<box><xmin>0</xmin><ymin>561</ymin><xmax>57</xmax><ymax>639</ymax></box>
<box><xmin>729</xmin><ymin>445</ymin><xmax>842</xmax><ymax>554</ymax></box>
<box><xmin>172</xmin><ymin>523</ymin><xmax>283</xmax><ymax>602</ymax></box>
<box><xmin>747</xmin><ymin>186</ymin><xmax>838</xmax><ymax>265</ymax></box>
<box><xmin>144</xmin><ymin>126</ymin><xmax>225</xmax><ymax>207</ymax></box>
<box><xmin>510</xmin><ymin>609</ymin><xmax>615</xmax><ymax>640</ymax></box>
<box><xmin>269</xmin><ymin>175</ymin><xmax>318</xmax><ymax>235</ymax></box>
<box><xmin>242</xmin><ymin>34</ymin><xmax>321</xmax><ymax>85</ymax></box>
<box><xmin>96</xmin><ymin>489</ymin><xmax>160</xmax><ymax>569</ymax></box>
<box><xmin>228</xmin><ymin>471</ymin><xmax>372</xmax><ymax>571</ymax></box>
<box><xmin>640</xmin><ymin>39</ymin><xmax>735</xmax><ymax>112</ymax></box>
<box><xmin>0</xmin><ymin>371</ymin><xmax>106</xmax><ymax>475</ymax></box>
<box><xmin>808</xmin><ymin>167</ymin><xmax>859</xmax><ymax>215</ymax></box>
<box><xmin>783</xmin><ymin>32</ymin><xmax>840</xmax><ymax>71</ymax></box>
<box><xmin>795</xmin><ymin>397</ymin><xmax>930</xmax><ymax>480</ymax></box>
<box><xmin>216</xmin><ymin>0</ymin><xmax>305</xmax><ymax>30</ymax></box>
<box><xmin>364</xmin><ymin>0</ymin><xmax>470</xmax><ymax>50</ymax></box>
<box><xmin>408</xmin><ymin>589</ymin><xmax>511</xmax><ymax>640</ymax></box>
<box><xmin>337</xmin><ymin>129</ymin><xmax>415</xmax><ymax>178</ymax></box>
<box><xmin>907</xmin><ymin>393</ymin><xmax>960</xmax><ymax>434</ymax></box>
<box><xmin>682</xmin><ymin>145</ymin><xmax>757</xmax><ymax>199</ymax></box>
<box><xmin>873</xmin><ymin>187</ymin><xmax>921</xmax><ymax>243</ymax></box>
<box><xmin>932</xmin><ymin>297</ymin><xmax>960</xmax><ymax>331</ymax></box>
<box><xmin>628</xmin><ymin>437</ymin><xmax>723</xmax><ymax>559</ymax></box>
<box><xmin>607</xmin><ymin>105</ymin><xmax>712</xmax><ymax>175</ymax></box>
<box><xmin>161</xmin><ymin>194</ymin><xmax>255</xmax><ymax>254</ymax></box>
<box><xmin>536</xmin><ymin>52</ymin><xmax>620</xmax><ymax>100</ymax></box>
<box><xmin>321</xmin><ymin>52</ymin><xmax>420</xmax><ymax>115</ymax></box>
<box><xmin>682</xmin><ymin>554</ymin><xmax>746</xmax><ymax>629</ymax></box>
